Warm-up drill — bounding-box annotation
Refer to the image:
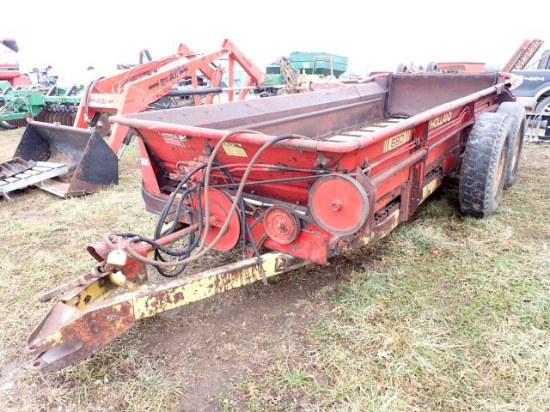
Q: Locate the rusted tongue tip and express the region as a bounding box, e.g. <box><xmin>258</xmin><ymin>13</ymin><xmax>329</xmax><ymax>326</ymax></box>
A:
<box><xmin>26</xmin><ymin>302</ymin><xmax>83</xmax><ymax>351</ymax></box>
<box><xmin>25</xmin><ymin>339</ymin><xmax>84</xmax><ymax>373</ymax></box>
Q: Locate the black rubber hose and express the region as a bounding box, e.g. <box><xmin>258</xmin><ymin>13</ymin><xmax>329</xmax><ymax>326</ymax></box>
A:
<box><xmin>153</xmin><ymin>164</ymin><xmax>207</xmax><ymax>239</ymax></box>
<box><xmin>83</xmin><ymin>77</ymin><xmax>104</xmax><ymax>125</ymax></box>
<box><xmin>150</xmin><ymin>165</ymin><xmax>207</xmax><ymax>277</ymax></box>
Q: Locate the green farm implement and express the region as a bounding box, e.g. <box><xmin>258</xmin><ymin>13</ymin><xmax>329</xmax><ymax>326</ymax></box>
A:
<box><xmin>0</xmin><ymin>81</ymin><xmax>89</xmax><ymax>131</ymax></box>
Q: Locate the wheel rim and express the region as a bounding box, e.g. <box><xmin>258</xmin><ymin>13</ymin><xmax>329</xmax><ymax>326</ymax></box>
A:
<box><xmin>494</xmin><ymin>145</ymin><xmax>507</xmax><ymax>199</ymax></box>
<box><xmin>510</xmin><ymin>124</ymin><xmax>522</xmax><ymax>169</ymax></box>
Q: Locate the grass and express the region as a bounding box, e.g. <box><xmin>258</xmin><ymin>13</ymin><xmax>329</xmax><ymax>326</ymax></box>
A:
<box><xmin>1</xmin><ymin>126</ymin><xmax>549</xmax><ymax>411</ymax></box>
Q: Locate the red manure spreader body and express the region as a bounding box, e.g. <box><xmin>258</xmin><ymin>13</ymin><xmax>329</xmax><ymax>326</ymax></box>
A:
<box><xmin>26</xmin><ymin>71</ymin><xmax>526</xmax><ymax>372</ymax></box>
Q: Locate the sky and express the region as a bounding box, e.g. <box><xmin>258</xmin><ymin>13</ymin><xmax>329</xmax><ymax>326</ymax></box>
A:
<box><xmin>2</xmin><ymin>0</ymin><xmax>550</xmax><ymax>86</ymax></box>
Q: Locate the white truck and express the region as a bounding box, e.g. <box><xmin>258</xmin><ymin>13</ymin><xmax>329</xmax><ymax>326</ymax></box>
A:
<box><xmin>509</xmin><ymin>43</ymin><xmax>550</xmax><ymax>140</ymax></box>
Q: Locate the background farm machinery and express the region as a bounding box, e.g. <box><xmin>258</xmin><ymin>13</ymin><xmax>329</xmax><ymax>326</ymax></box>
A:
<box><xmin>0</xmin><ymin>80</ymin><xmax>84</xmax><ymax>130</ymax></box>
<box><xmin>393</xmin><ymin>38</ymin><xmax>550</xmax><ymax>141</ymax></box>
<box><xmin>24</xmin><ymin>71</ymin><xmax>526</xmax><ymax>373</ymax></box>
<box><xmin>0</xmin><ymin>39</ymin><xmax>265</xmax><ymax>200</ymax></box>
<box><xmin>262</xmin><ymin>51</ymin><xmax>348</xmax><ymax>96</ymax></box>
<box><xmin>0</xmin><ymin>36</ymin><xmax>90</xmax><ymax>131</ymax></box>
<box><xmin>0</xmin><ymin>38</ymin><xmax>31</xmax><ymax>87</ymax></box>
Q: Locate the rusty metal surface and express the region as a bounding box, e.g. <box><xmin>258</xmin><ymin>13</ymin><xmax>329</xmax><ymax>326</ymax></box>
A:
<box><xmin>0</xmin><ymin>157</ymin><xmax>35</xmax><ymax>178</ymax></box>
<box><xmin>113</xmin><ymin>74</ymin><xmax>508</xmax><ymax>159</ymax></box>
<box><xmin>115</xmin><ymin>82</ymin><xmax>387</xmax><ymax>140</ymax></box>
<box><xmin>26</xmin><ymin>251</ymin><xmax>309</xmax><ymax>372</ymax></box>
<box><xmin>386</xmin><ymin>72</ymin><xmax>499</xmax><ymax>117</ymax></box>
<box><xmin>26</xmin><ymin>301</ymin><xmax>136</xmax><ymax>372</ymax></box>
<box><xmin>130</xmin><ymin>252</ymin><xmax>308</xmax><ymax>319</ymax></box>
<box><xmin>263</xmin><ymin>205</ymin><xmax>301</xmax><ymax>245</ymax></box>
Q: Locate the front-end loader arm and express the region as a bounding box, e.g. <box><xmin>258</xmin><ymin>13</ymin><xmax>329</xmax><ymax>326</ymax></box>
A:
<box><xmin>73</xmin><ymin>39</ymin><xmax>266</xmax><ymax>159</ymax></box>
<box><xmin>220</xmin><ymin>38</ymin><xmax>266</xmax><ymax>101</ymax></box>
<box><xmin>6</xmin><ymin>39</ymin><xmax>266</xmax><ymax>199</ymax></box>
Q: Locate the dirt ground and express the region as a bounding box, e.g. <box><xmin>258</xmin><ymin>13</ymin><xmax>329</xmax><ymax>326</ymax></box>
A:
<box><xmin>142</xmin><ymin>265</ymin><xmax>345</xmax><ymax>410</ymax></box>
<box><xmin>122</xmin><ymin>237</ymin><xmax>376</xmax><ymax>410</ymax></box>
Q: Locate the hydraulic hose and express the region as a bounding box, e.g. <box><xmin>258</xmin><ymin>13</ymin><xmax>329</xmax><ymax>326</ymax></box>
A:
<box><xmin>124</xmin><ymin>131</ymin><xmax>309</xmax><ymax>269</ymax></box>
<box><xmin>83</xmin><ymin>77</ymin><xmax>104</xmax><ymax>126</ymax></box>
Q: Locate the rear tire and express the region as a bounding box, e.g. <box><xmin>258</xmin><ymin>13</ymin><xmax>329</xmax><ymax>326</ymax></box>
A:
<box><xmin>459</xmin><ymin>112</ymin><xmax>511</xmax><ymax>218</ymax></box>
<box><xmin>497</xmin><ymin>102</ymin><xmax>525</xmax><ymax>188</ymax></box>
<box><xmin>534</xmin><ymin>96</ymin><xmax>550</xmax><ymax>117</ymax></box>
<box><xmin>426</xmin><ymin>61</ymin><xmax>438</xmax><ymax>72</ymax></box>
<box><xmin>396</xmin><ymin>63</ymin><xmax>408</xmax><ymax>73</ymax></box>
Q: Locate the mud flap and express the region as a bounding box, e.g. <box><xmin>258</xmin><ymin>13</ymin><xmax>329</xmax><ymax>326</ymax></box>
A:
<box><xmin>13</xmin><ymin>121</ymin><xmax>118</xmax><ymax>197</ymax></box>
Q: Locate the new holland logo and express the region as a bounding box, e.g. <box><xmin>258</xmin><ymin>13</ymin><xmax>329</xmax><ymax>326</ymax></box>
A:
<box><xmin>429</xmin><ymin>111</ymin><xmax>453</xmax><ymax>130</ymax></box>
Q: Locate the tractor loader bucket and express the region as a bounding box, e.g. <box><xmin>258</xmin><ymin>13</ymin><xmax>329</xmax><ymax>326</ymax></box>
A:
<box><xmin>13</xmin><ymin>121</ymin><xmax>118</xmax><ymax>197</ymax></box>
